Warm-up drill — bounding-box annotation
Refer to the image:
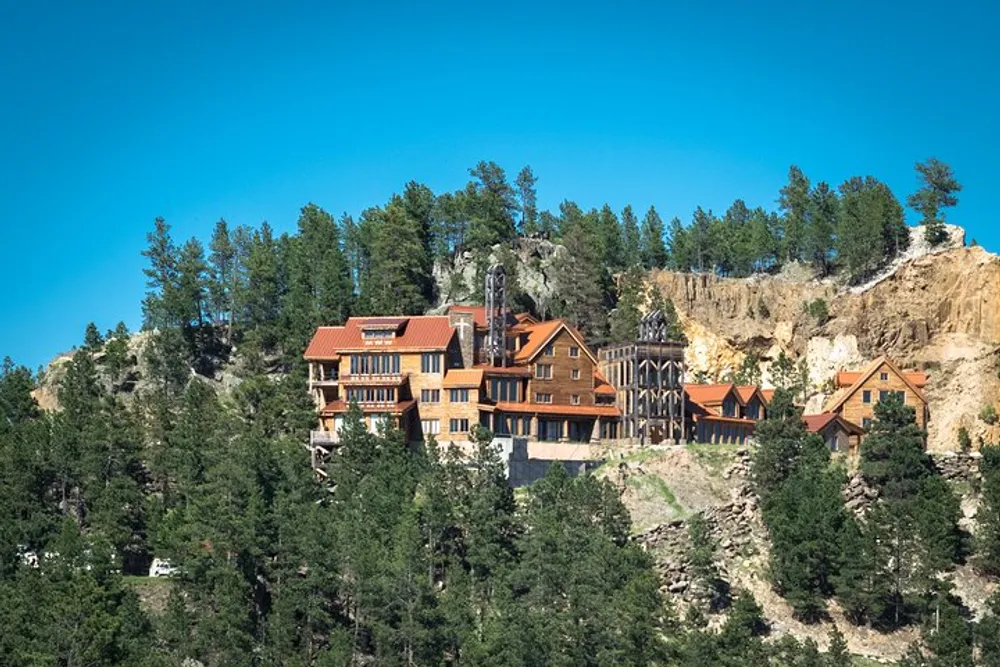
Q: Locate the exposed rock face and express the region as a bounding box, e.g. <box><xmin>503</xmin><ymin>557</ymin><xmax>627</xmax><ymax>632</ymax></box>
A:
<box><xmin>649</xmin><ymin>242</ymin><xmax>1000</xmax><ymax>452</ymax></box>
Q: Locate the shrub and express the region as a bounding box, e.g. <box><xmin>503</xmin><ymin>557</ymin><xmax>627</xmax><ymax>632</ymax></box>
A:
<box><xmin>806</xmin><ymin>298</ymin><xmax>829</xmax><ymax>325</ymax></box>
<box><xmin>982</xmin><ymin>405</ymin><xmax>999</xmax><ymax>426</ymax></box>
<box><xmin>958</xmin><ymin>427</ymin><xmax>972</xmax><ymax>452</ymax></box>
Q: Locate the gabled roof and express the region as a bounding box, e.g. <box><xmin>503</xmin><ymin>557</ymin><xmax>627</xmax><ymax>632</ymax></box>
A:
<box><xmin>760</xmin><ymin>389</ymin><xmax>776</xmax><ymax>404</ymax></box>
<box><xmin>514</xmin><ymin>312</ymin><xmax>539</xmax><ymax>325</ymax></box>
<box><xmin>594</xmin><ymin>370</ymin><xmax>617</xmax><ymax>396</ymax></box>
<box><xmin>735</xmin><ymin>385</ymin><xmax>766</xmax><ymax>405</ymax></box>
<box><xmin>803</xmin><ymin>412</ymin><xmax>866</xmax><ymax>436</ymax></box>
<box><xmin>825</xmin><ymin>356</ymin><xmax>929</xmax><ymax>413</ymax></box>
<box><xmin>684</xmin><ymin>383</ymin><xmax>740</xmax><ymax>407</ymax></box>
<box><xmin>443</xmin><ymin>369</ymin><xmax>484</xmax><ymax>388</ymax></box>
<box><xmin>305</xmin><ymin>316</ymin><xmax>455</xmax><ymax>359</ymax></box>
<box><xmin>514</xmin><ymin>319</ymin><xmax>598</xmax><ymax>365</ymax></box>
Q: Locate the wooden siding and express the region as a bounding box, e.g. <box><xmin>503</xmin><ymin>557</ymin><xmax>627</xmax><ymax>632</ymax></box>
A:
<box><xmin>832</xmin><ymin>360</ymin><xmax>928</xmax><ymax>430</ymax></box>
<box><xmin>525</xmin><ymin>328</ymin><xmax>596</xmax><ymax>406</ymax></box>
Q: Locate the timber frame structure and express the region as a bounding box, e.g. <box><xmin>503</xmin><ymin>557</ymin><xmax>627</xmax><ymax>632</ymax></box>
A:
<box><xmin>598</xmin><ymin>311</ymin><xmax>687</xmax><ymax>445</ymax></box>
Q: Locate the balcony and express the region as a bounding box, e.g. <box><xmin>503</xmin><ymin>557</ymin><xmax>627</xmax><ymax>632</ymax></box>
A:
<box><xmin>310</xmin><ymin>430</ymin><xmax>340</xmax><ymax>446</ymax></box>
<box><xmin>339</xmin><ymin>372</ymin><xmax>408</xmax><ymax>386</ymax></box>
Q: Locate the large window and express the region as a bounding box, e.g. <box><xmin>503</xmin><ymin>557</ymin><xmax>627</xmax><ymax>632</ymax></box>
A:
<box><xmin>488</xmin><ymin>377</ymin><xmax>520</xmax><ymax>402</ymax></box>
<box><xmin>346</xmin><ymin>387</ymin><xmax>396</xmax><ymax>403</ymax></box>
<box><xmin>421</xmin><ymin>353</ymin><xmax>441</xmax><ymax>373</ymax></box>
<box><xmin>350</xmin><ymin>353</ymin><xmax>400</xmax><ymax>375</ymax></box>
<box><xmin>421</xmin><ymin>419</ymin><xmax>440</xmax><ymax>435</ymax></box>
<box><xmin>420</xmin><ymin>389</ymin><xmax>440</xmax><ymax>403</ymax></box>
<box><xmin>535</xmin><ymin>364</ymin><xmax>552</xmax><ymax>379</ymax></box>
<box><xmin>449</xmin><ymin>418</ymin><xmax>469</xmax><ymax>433</ymax></box>
<box><xmin>449</xmin><ymin>388</ymin><xmax>469</xmax><ymax>403</ymax></box>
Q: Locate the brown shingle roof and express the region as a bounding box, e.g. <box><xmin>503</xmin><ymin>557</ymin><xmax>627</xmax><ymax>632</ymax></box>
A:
<box><xmin>735</xmin><ymin>385</ymin><xmax>765</xmax><ymax>404</ymax></box>
<box><xmin>305</xmin><ymin>316</ymin><xmax>455</xmax><ymax>359</ymax></box>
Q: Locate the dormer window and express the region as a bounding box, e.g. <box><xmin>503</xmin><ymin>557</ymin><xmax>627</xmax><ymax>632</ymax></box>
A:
<box><xmin>363</xmin><ymin>329</ymin><xmax>394</xmax><ymax>340</ymax></box>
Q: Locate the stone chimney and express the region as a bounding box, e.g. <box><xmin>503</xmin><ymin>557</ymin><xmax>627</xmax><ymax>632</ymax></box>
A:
<box><xmin>448</xmin><ymin>310</ymin><xmax>475</xmax><ymax>368</ymax></box>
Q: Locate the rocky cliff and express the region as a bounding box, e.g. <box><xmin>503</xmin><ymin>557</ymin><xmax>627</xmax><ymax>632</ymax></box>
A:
<box><xmin>650</xmin><ymin>240</ymin><xmax>1000</xmax><ymax>452</ymax></box>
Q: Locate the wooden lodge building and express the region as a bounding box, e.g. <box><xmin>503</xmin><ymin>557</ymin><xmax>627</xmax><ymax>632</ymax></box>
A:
<box><xmin>304</xmin><ymin>306</ymin><xmax>622</xmax><ymax>452</ymax></box>
<box><xmin>824</xmin><ymin>356</ymin><xmax>930</xmax><ymax>431</ymax></box>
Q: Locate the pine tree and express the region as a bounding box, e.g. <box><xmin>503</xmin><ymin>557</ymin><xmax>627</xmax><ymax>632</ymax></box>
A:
<box><xmin>620</xmin><ymin>205</ymin><xmax>642</xmax><ymax>268</ymax></box>
<box><xmin>208</xmin><ymin>219</ymin><xmax>235</xmax><ymax>332</ymax></box>
<box><xmin>689</xmin><ymin>208</ymin><xmax>714</xmax><ymax>272</ymax></box>
<box><xmin>363</xmin><ymin>201</ymin><xmax>431</xmax><ymax>316</ymax></box>
<box><xmin>826</xmin><ymin>626</ymin><xmax>851</xmax><ymax>667</ymax></box>
<box><xmin>597</xmin><ymin>204</ymin><xmax>624</xmax><ymax>271</ymax></box>
<box><xmin>907</xmin><ymin>158</ymin><xmax>961</xmax><ymax>247</ymax></box>
<box><xmin>806</xmin><ymin>182</ymin><xmax>838</xmax><ymax>276</ymax></box>
<box><xmin>609</xmin><ymin>266</ymin><xmax>645</xmax><ymax>343</ymax></box>
<box><xmin>640</xmin><ymin>205</ymin><xmax>668</xmax><ymax>269</ymax></box>
<box><xmin>667</xmin><ymin>215</ymin><xmax>690</xmax><ymax>271</ymax></box>
<box><xmin>778</xmin><ymin>165</ymin><xmax>811</xmax><ymax>263</ymax></box>
<box><xmin>977</xmin><ymin>445</ymin><xmax>1000</xmax><ymax>575</ymax></box>
<box><xmin>141</xmin><ymin>217</ymin><xmax>180</xmax><ymax>329</ymax></box>
<box><xmin>552</xmin><ymin>213</ymin><xmax>611</xmax><ymax>343</ymax></box>
<box><xmin>464</xmin><ymin>161</ymin><xmax>517</xmax><ymax>255</ymax></box>
<box><xmin>83</xmin><ymin>322</ymin><xmax>104</xmax><ymax>351</ymax></box>
<box><xmin>515</xmin><ymin>165</ymin><xmax>538</xmax><ymax>235</ymax></box>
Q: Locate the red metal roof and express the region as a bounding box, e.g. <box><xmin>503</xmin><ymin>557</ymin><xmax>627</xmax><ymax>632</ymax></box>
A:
<box><xmin>442</xmin><ymin>369</ymin><xmax>484</xmax><ymax>388</ymax></box>
<box><xmin>493</xmin><ymin>401</ymin><xmax>621</xmax><ymax>418</ymax></box>
<box><xmin>594</xmin><ymin>370</ymin><xmax>617</xmax><ymax>396</ymax></box>
<box><xmin>304</xmin><ymin>316</ymin><xmax>456</xmax><ymax>359</ymax></box>
<box><xmin>803</xmin><ymin>412</ymin><xmax>865</xmax><ymax>435</ymax></box>
<box><xmin>684</xmin><ymin>383</ymin><xmax>738</xmax><ymax>406</ymax></box>
<box><xmin>735</xmin><ymin>385</ymin><xmax>764</xmax><ymax>404</ymax></box>
<box><xmin>445</xmin><ymin>305</ymin><xmax>488</xmax><ymax>328</ymax></box>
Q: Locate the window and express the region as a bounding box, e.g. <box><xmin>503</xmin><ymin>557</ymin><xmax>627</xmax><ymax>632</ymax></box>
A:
<box><xmin>880</xmin><ymin>372</ymin><xmax>889</xmax><ymax>381</ymax></box>
<box><xmin>421</xmin><ymin>419</ymin><xmax>440</xmax><ymax>435</ymax></box>
<box><xmin>862</xmin><ymin>390</ymin><xmax>871</xmax><ymax>404</ymax></box>
<box><xmin>879</xmin><ymin>390</ymin><xmax>889</xmax><ymax>402</ymax></box>
<box><xmin>571</xmin><ymin>368</ymin><xmax>580</xmax><ymax>380</ymax></box>
<box><xmin>449</xmin><ymin>418</ymin><xmax>469</xmax><ymax>433</ymax></box>
<box><xmin>569</xmin><ymin>346</ymin><xmax>580</xmax><ymax>358</ymax></box>
<box><xmin>543</xmin><ymin>343</ymin><xmax>554</xmax><ymax>356</ymax></box>
<box><xmin>535</xmin><ymin>364</ymin><xmax>552</xmax><ymax>379</ymax></box>
<box><xmin>489</xmin><ymin>377</ymin><xmax>520</xmax><ymax>402</ymax></box>
<box><xmin>349</xmin><ymin>353</ymin><xmax>399</xmax><ymax>375</ymax></box>
<box><xmin>346</xmin><ymin>387</ymin><xmax>395</xmax><ymax>403</ymax></box>
<box><xmin>449</xmin><ymin>388</ymin><xmax>469</xmax><ymax>403</ymax></box>
<box><xmin>421</xmin><ymin>353</ymin><xmax>441</xmax><ymax>373</ymax></box>
<box><xmin>862</xmin><ymin>418</ymin><xmax>872</xmax><ymax>430</ymax></box>
<box><xmin>570</xmin><ymin>394</ymin><xmax>580</xmax><ymax>405</ymax></box>
<box><xmin>420</xmin><ymin>389</ymin><xmax>440</xmax><ymax>403</ymax></box>
<box><xmin>535</xmin><ymin>392</ymin><xmax>552</xmax><ymax>404</ymax></box>
<box><xmin>362</xmin><ymin>329</ymin><xmax>393</xmax><ymax>340</ymax></box>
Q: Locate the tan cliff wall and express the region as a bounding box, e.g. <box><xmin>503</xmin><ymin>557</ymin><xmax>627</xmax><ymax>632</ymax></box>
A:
<box><xmin>649</xmin><ymin>246</ymin><xmax>1000</xmax><ymax>452</ymax></box>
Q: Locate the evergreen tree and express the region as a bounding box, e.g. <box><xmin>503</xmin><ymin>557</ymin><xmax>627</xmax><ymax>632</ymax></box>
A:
<box><xmin>363</xmin><ymin>201</ymin><xmax>431</xmax><ymax>316</ymax></box>
<box><xmin>609</xmin><ymin>266</ymin><xmax>646</xmax><ymax>344</ymax></box>
<box><xmin>83</xmin><ymin>322</ymin><xmax>104</xmax><ymax>350</ymax></box>
<box><xmin>907</xmin><ymin>158</ymin><xmax>961</xmax><ymax>247</ymax></box>
<box><xmin>597</xmin><ymin>203</ymin><xmax>625</xmax><ymax>271</ymax></box>
<box><xmin>977</xmin><ymin>445</ymin><xmax>1000</xmax><ymax>575</ymax></box>
<box><xmin>806</xmin><ymin>182</ymin><xmax>838</xmax><ymax>276</ymax></box>
<box><xmin>208</xmin><ymin>219</ymin><xmax>235</xmax><ymax>332</ymax></box>
<box><xmin>464</xmin><ymin>160</ymin><xmax>518</xmax><ymax>255</ymax></box>
<box><xmin>778</xmin><ymin>165</ymin><xmax>811</xmax><ymax>263</ymax></box>
<box><xmin>515</xmin><ymin>165</ymin><xmax>538</xmax><ymax>235</ymax></box>
<box><xmin>621</xmin><ymin>204</ymin><xmax>642</xmax><ymax>268</ymax></box>
<box><xmin>640</xmin><ymin>205</ymin><xmax>668</xmax><ymax>269</ymax></box>
<box><xmin>666</xmin><ymin>215</ymin><xmax>691</xmax><ymax>272</ymax></box>
<box><xmin>837</xmin><ymin>176</ymin><xmax>906</xmax><ymax>283</ymax></box>
<box><xmin>689</xmin><ymin>207</ymin><xmax>714</xmax><ymax>273</ymax></box>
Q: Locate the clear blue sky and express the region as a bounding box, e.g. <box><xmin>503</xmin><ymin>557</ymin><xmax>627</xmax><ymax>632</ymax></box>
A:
<box><xmin>2</xmin><ymin>1</ymin><xmax>997</xmax><ymax>369</ymax></box>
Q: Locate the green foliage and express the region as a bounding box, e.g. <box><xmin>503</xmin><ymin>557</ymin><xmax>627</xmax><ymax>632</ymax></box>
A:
<box><xmin>779</xmin><ymin>165</ymin><xmax>811</xmax><ymax>263</ymax></box>
<box><xmin>806</xmin><ymin>298</ymin><xmax>829</xmax><ymax>325</ymax></box>
<box><xmin>907</xmin><ymin>158</ymin><xmax>961</xmax><ymax>247</ymax></box>
<box><xmin>837</xmin><ymin>176</ymin><xmax>907</xmax><ymax>283</ymax></box>
<box><xmin>731</xmin><ymin>352</ymin><xmax>762</xmax><ymax>386</ymax></box>
<box><xmin>640</xmin><ymin>205</ymin><xmax>668</xmax><ymax>269</ymax></box>
<box><xmin>980</xmin><ymin>404</ymin><xmax>999</xmax><ymax>425</ymax></box>
<box><xmin>957</xmin><ymin>426</ymin><xmax>972</xmax><ymax>452</ymax></box>
<box><xmin>977</xmin><ymin>446</ymin><xmax>1000</xmax><ymax>575</ymax></box>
